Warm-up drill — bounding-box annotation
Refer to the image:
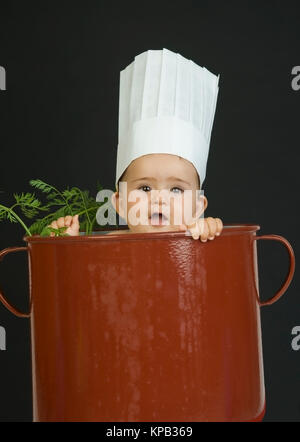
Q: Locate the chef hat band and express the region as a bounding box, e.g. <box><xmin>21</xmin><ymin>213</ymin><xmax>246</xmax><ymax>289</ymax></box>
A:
<box><xmin>115</xmin><ymin>48</ymin><xmax>219</xmax><ymax>190</ymax></box>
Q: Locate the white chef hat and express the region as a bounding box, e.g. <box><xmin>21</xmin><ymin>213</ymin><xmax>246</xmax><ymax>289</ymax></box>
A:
<box><xmin>115</xmin><ymin>48</ymin><xmax>219</xmax><ymax>191</ymax></box>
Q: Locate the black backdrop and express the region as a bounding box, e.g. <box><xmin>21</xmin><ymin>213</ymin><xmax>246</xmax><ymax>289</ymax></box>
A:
<box><xmin>0</xmin><ymin>1</ymin><xmax>299</xmax><ymax>422</ymax></box>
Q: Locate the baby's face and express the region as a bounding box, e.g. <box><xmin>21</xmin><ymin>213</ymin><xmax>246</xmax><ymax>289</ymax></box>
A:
<box><xmin>113</xmin><ymin>154</ymin><xmax>207</xmax><ymax>234</ymax></box>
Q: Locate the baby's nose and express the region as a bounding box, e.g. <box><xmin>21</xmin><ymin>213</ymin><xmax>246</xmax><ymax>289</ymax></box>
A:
<box><xmin>150</xmin><ymin>189</ymin><xmax>168</xmax><ymax>204</ymax></box>
<box><xmin>150</xmin><ymin>198</ymin><xmax>168</xmax><ymax>214</ymax></box>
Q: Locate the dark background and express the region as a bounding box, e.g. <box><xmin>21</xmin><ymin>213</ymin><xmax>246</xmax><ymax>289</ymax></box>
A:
<box><xmin>0</xmin><ymin>1</ymin><xmax>299</xmax><ymax>421</ymax></box>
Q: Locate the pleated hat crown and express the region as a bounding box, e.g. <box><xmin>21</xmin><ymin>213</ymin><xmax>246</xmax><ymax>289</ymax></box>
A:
<box><xmin>115</xmin><ymin>48</ymin><xmax>219</xmax><ymax>190</ymax></box>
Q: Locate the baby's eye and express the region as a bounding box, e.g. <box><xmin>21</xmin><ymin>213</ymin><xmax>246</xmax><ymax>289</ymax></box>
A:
<box><xmin>171</xmin><ymin>187</ymin><xmax>183</xmax><ymax>194</ymax></box>
<box><xmin>139</xmin><ymin>185</ymin><xmax>151</xmax><ymax>192</ymax></box>
<box><xmin>138</xmin><ymin>186</ymin><xmax>183</xmax><ymax>193</ymax></box>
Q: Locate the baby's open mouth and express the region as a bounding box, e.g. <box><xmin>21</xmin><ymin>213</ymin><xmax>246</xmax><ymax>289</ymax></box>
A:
<box><xmin>149</xmin><ymin>212</ymin><xmax>169</xmax><ymax>226</ymax></box>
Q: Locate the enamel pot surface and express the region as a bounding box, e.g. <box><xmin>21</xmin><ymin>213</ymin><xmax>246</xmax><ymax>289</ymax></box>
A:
<box><xmin>0</xmin><ymin>224</ymin><xmax>295</xmax><ymax>421</ymax></box>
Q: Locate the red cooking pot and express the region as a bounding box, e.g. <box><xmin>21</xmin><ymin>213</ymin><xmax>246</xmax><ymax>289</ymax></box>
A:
<box><xmin>0</xmin><ymin>224</ymin><xmax>295</xmax><ymax>421</ymax></box>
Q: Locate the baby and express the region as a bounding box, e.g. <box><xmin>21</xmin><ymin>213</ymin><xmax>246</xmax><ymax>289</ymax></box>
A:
<box><xmin>48</xmin><ymin>153</ymin><xmax>223</xmax><ymax>241</ymax></box>
<box><xmin>49</xmin><ymin>49</ymin><xmax>223</xmax><ymax>240</ymax></box>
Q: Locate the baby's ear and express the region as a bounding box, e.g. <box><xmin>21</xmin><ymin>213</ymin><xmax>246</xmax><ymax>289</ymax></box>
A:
<box><xmin>195</xmin><ymin>194</ymin><xmax>208</xmax><ymax>218</ymax></box>
<box><xmin>111</xmin><ymin>192</ymin><xmax>118</xmax><ymax>211</ymax></box>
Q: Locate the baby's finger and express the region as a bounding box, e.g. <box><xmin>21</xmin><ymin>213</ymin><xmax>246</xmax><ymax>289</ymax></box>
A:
<box><xmin>49</xmin><ymin>220</ymin><xmax>58</xmax><ymax>229</ymax></box>
<box><xmin>66</xmin><ymin>214</ymin><xmax>80</xmax><ymax>236</ymax></box>
<box><xmin>199</xmin><ymin>220</ymin><xmax>210</xmax><ymax>242</ymax></box>
<box><xmin>206</xmin><ymin>217</ymin><xmax>217</xmax><ymax>240</ymax></box>
<box><xmin>185</xmin><ymin>218</ymin><xmax>204</xmax><ymax>240</ymax></box>
<box><xmin>188</xmin><ymin>221</ymin><xmax>202</xmax><ymax>240</ymax></box>
<box><xmin>56</xmin><ymin>217</ymin><xmax>66</xmax><ymax>228</ymax></box>
<box><xmin>71</xmin><ymin>214</ymin><xmax>80</xmax><ymax>225</ymax></box>
<box><xmin>215</xmin><ymin>218</ymin><xmax>223</xmax><ymax>236</ymax></box>
<box><xmin>64</xmin><ymin>215</ymin><xmax>73</xmax><ymax>226</ymax></box>
<box><xmin>48</xmin><ymin>220</ymin><xmax>58</xmax><ymax>237</ymax></box>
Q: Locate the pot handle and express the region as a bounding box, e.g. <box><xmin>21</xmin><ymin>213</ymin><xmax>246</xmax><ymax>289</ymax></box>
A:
<box><xmin>254</xmin><ymin>234</ymin><xmax>295</xmax><ymax>307</ymax></box>
<box><xmin>0</xmin><ymin>246</ymin><xmax>30</xmax><ymax>318</ymax></box>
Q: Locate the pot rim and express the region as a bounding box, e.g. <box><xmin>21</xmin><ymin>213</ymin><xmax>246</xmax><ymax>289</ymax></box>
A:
<box><xmin>23</xmin><ymin>223</ymin><xmax>260</xmax><ymax>243</ymax></box>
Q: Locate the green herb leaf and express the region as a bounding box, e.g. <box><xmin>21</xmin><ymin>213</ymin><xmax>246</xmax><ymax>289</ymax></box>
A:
<box><xmin>1</xmin><ymin>178</ymin><xmax>105</xmax><ymax>236</ymax></box>
<box><xmin>40</xmin><ymin>225</ymin><xmax>69</xmax><ymax>237</ymax></box>
<box><xmin>29</xmin><ymin>179</ymin><xmax>54</xmax><ymax>194</ymax></box>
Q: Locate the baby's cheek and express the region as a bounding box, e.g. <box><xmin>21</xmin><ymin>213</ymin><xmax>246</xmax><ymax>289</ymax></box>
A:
<box><xmin>181</xmin><ymin>194</ymin><xmax>195</xmax><ymax>225</ymax></box>
<box><xmin>127</xmin><ymin>201</ymin><xmax>149</xmax><ymax>226</ymax></box>
<box><xmin>169</xmin><ymin>196</ymin><xmax>184</xmax><ymax>225</ymax></box>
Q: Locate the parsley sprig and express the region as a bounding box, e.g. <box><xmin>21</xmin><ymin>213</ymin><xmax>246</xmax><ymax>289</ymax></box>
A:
<box><xmin>0</xmin><ymin>179</ymin><xmax>106</xmax><ymax>237</ymax></box>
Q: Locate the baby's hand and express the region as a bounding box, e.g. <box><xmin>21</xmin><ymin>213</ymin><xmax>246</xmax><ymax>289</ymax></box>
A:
<box><xmin>180</xmin><ymin>217</ymin><xmax>223</xmax><ymax>242</ymax></box>
<box><xmin>48</xmin><ymin>214</ymin><xmax>80</xmax><ymax>237</ymax></box>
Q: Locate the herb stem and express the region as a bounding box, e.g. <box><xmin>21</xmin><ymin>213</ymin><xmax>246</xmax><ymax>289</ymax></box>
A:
<box><xmin>10</xmin><ymin>202</ymin><xmax>49</xmax><ymax>213</ymax></box>
<box><xmin>0</xmin><ymin>204</ymin><xmax>32</xmax><ymax>236</ymax></box>
<box><xmin>75</xmin><ymin>206</ymin><xmax>99</xmax><ymax>217</ymax></box>
<box><xmin>75</xmin><ymin>188</ymin><xmax>92</xmax><ymax>228</ymax></box>
<box><xmin>51</xmin><ymin>185</ymin><xmax>74</xmax><ymax>216</ymax></box>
